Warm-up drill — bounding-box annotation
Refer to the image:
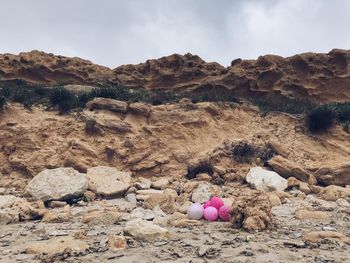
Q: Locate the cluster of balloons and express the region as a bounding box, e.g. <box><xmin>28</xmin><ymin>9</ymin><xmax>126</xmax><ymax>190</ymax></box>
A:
<box><xmin>187</xmin><ymin>196</ymin><xmax>230</xmax><ymax>221</ymax></box>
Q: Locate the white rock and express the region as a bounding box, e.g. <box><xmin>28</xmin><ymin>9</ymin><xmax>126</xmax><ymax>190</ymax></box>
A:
<box><xmin>151</xmin><ymin>178</ymin><xmax>170</xmax><ymax>190</ymax></box>
<box><xmin>0</xmin><ymin>195</ymin><xmax>21</xmax><ymax>208</ymax></box>
<box><xmin>124</xmin><ymin>219</ymin><xmax>168</xmax><ymax>240</ymax></box>
<box><xmin>191</xmin><ymin>183</ymin><xmax>212</xmax><ymax>203</ymax></box>
<box><xmin>130</xmin><ymin>207</ymin><xmax>156</xmax><ymax>220</ymax></box>
<box><xmin>26</xmin><ymin>168</ymin><xmax>88</xmax><ymax>201</ymax></box>
<box><xmin>135</xmin><ymin>178</ymin><xmax>151</xmax><ymax>190</ymax></box>
<box><xmin>87</xmin><ymin>166</ymin><xmax>131</xmax><ymax>197</ymax></box>
<box><xmin>0</xmin><ymin>208</ymin><xmax>19</xmax><ymax>224</ymax></box>
<box><xmin>246</xmin><ymin>167</ymin><xmax>288</xmax><ymax>192</ymax></box>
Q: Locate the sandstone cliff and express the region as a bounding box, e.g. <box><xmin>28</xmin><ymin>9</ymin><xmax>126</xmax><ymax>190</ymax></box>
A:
<box><xmin>1</xmin><ymin>49</ymin><xmax>350</xmax><ymax>103</ymax></box>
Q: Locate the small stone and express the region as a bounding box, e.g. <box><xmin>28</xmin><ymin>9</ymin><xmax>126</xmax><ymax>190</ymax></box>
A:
<box><xmin>151</xmin><ymin>178</ymin><xmax>169</xmax><ymax>190</ymax></box>
<box><xmin>295</xmin><ymin>209</ymin><xmax>330</xmax><ymax>221</ymax></box>
<box><xmin>107</xmin><ymin>235</ymin><xmax>128</xmax><ymax>250</ymax></box>
<box><xmin>124</xmin><ymin>219</ymin><xmax>169</xmax><ymax>240</ymax></box>
<box><xmin>191</xmin><ymin>183</ymin><xmax>213</xmax><ymax>203</ymax></box>
<box><xmin>26</xmin><ymin>236</ymin><xmax>89</xmax><ymax>255</ymax></box>
<box><xmin>135</xmin><ymin>178</ymin><xmax>151</xmax><ymax>190</ymax></box>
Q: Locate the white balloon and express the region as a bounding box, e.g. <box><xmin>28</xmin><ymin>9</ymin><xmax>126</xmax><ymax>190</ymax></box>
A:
<box><xmin>187</xmin><ymin>203</ymin><xmax>204</xmax><ymax>220</ymax></box>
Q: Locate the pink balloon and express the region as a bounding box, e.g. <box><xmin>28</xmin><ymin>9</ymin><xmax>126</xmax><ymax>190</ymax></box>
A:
<box><xmin>203</xmin><ymin>201</ymin><xmax>212</xmax><ymax>209</ymax></box>
<box><xmin>210</xmin><ymin>196</ymin><xmax>224</xmax><ymax>210</ymax></box>
<box><xmin>203</xmin><ymin>207</ymin><xmax>218</xmax><ymax>221</ymax></box>
<box><xmin>219</xmin><ymin>205</ymin><xmax>230</xmax><ymax>221</ymax></box>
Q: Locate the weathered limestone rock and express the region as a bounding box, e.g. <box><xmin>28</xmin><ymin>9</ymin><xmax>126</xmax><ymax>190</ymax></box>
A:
<box><xmin>128</xmin><ymin>102</ymin><xmax>151</xmax><ymax>116</ymax></box>
<box><xmin>87</xmin><ymin>166</ymin><xmax>131</xmax><ymax>197</ymax></box>
<box><xmin>144</xmin><ymin>193</ymin><xmax>176</xmax><ymax>214</ymax></box>
<box><xmin>303</xmin><ymin>231</ymin><xmax>350</xmax><ymax>245</ymax></box>
<box><xmin>0</xmin><ymin>195</ymin><xmax>45</xmax><ymax>224</ymax></box>
<box><xmin>191</xmin><ymin>183</ymin><xmax>214</xmax><ymax>203</ymax></box>
<box><xmin>26</xmin><ymin>236</ymin><xmax>89</xmax><ymax>255</ymax></box>
<box><xmin>42</xmin><ymin>206</ymin><xmax>72</xmax><ymax>223</ymax></box>
<box><xmin>151</xmin><ymin>178</ymin><xmax>170</xmax><ymax>190</ymax></box>
<box><xmin>246</xmin><ymin>167</ymin><xmax>288</xmax><ymax>192</ymax></box>
<box><xmin>82</xmin><ymin>209</ymin><xmax>119</xmax><ymax>225</ymax></box>
<box><xmin>86</xmin><ymin>98</ymin><xmax>128</xmax><ymax>113</ymax></box>
<box><xmin>268</xmin><ymin>156</ymin><xmax>317</xmax><ymax>184</ymax></box>
<box><xmin>26</xmin><ymin>168</ymin><xmax>88</xmax><ymax>201</ymax></box>
<box><xmin>318</xmin><ymin>185</ymin><xmax>350</xmax><ymax>201</ymax></box>
<box><xmin>230</xmin><ymin>189</ymin><xmax>272</xmax><ymax>232</ymax></box>
<box><xmin>124</xmin><ymin>219</ymin><xmax>169</xmax><ymax>240</ymax></box>
<box><xmin>315</xmin><ymin>162</ymin><xmax>350</xmax><ymax>186</ymax></box>
<box><xmin>295</xmin><ymin>209</ymin><xmax>330</xmax><ymax>221</ymax></box>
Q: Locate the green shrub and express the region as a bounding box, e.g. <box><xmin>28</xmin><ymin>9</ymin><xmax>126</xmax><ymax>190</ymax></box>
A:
<box><xmin>251</xmin><ymin>97</ymin><xmax>314</xmax><ymax>115</ymax></box>
<box><xmin>49</xmin><ymin>87</ymin><xmax>77</xmax><ymax>114</ymax></box>
<box><xmin>327</xmin><ymin>103</ymin><xmax>350</xmax><ymax>123</ymax></box>
<box><xmin>307</xmin><ymin>106</ymin><xmax>336</xmax><ymax>133</ymax></box>
<box><xmin>231</xmin><ymin>141</ymin><xmax>274</xmax><ymax>164</ymax></box>
<box><xmin>0</xmin><ymin>96</ymin><xmax>5</xmax><ymax>110</ymax></box>
<box><xmin>231</xmin><ymin>141</ymin><xmax>256</xmax><ymax>163</ymax></box>
<box><xmin>149</xmin><ymin>90</ymin><xmax>180</xmax><ymax>105</ymax></box>
<box><xmin>190</xmin><ymin>89</ymin><xmax>238</xmax><ymax>103</ymax></box>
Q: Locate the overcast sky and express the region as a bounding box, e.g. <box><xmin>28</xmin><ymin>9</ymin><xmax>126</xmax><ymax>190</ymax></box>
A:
<box><xmin>1</xmin><ymin>0</ymin><xmax>350</xmax><ymax>68</ymax></box>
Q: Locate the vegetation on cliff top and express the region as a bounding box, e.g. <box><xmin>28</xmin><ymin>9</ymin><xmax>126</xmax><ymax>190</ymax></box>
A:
<box><xmin>0</xmin><ymin>80</ymin><xmax>349</xmax><ymax>134</ymax></box>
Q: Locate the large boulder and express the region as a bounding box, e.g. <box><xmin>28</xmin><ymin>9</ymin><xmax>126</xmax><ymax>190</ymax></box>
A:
<box><xmin>26</xmin><ymin>168</ymin><xmax>88</xmax><ymax>201</ymax></box>
<box><xmin>268</xmin><ymin>156</ymin><xmax>317</xmax><ymax>184</ymax></box>
<box><xmin>87</xmin><ymin>166</ymin><xmax>131</xmax><ymax>197</ymax></box>
<box><xmin>314</xmin><ymin>162</ymin><xmax>350</xmax><ymax>186</ymax></box>
<box><xmin>246</xmin><ymin>167</ymin><xmax>288</xmax><ymax>192</ymax></box>
<box><xmin>124</xmin><ymin>219</ymin><xmax>168</xmax><ymax>240</ymax></box>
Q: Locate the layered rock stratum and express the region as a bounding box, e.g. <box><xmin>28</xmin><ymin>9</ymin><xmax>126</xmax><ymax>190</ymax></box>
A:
<box><xmin>0</xmin><ymin>50</ymin><xmax>349</xmax><ymax>262</ymax></box>
<box><xmin>1</xmin><ymin>49</ymin><xmax>350</xmax><ymax>103</ymax></box>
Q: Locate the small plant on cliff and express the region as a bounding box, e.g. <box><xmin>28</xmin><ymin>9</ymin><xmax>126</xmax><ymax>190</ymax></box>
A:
<box><xmin>231</xmin><ymin>141</ymin><xmax>256</xmax><ymax>163</ymax></box>
<box><xmin>49</xmin><ymin>87</ymin><xmax>77</xmax><ymax>114</ymax></box>
<box><xmin>0</xmin><ymin>96</ymin><xmax>5</xmax><ymax>110</ymax></box>
<box><xmin>306</xmin><ymin>106</ymin><xmax>336</xmax><ymax>133</ymax></box>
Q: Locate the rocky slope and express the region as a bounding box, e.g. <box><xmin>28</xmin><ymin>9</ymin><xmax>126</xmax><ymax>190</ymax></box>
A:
<box><xmin>1</xmin><ymin>49</ymin><xmax>350</xmax><ymax>103</ymax></box>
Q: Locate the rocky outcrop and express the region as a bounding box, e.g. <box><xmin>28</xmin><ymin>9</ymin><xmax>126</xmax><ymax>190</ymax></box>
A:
<box><xmin>25</xmin><ymin>168</ymin><xmax>88</xmax><ymax>201</ymax></box>
<box><xmin>1</xmin><ymin>49</ymin><xmax>350</xmax><ymax>103</ymax></box>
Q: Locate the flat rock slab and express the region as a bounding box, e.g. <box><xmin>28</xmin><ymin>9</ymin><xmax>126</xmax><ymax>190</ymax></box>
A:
<box><xmin>87</xmin><ymin>166</ymin><xmax>131</xmax><ymax>197</ymax></box>
<box><xmin>26</xmin><ymin>236</ymin><xmax>89</xmax><ymax>255</ymax></box>
<box><xmin>124</xmin><ymin>219</ymin><xmax>169</xmax><ymax>240</ymax></box>
<box><xmin>26</xmin><ymin>168</ymin><xmax>88</xmax><ymax>201</ymax></box>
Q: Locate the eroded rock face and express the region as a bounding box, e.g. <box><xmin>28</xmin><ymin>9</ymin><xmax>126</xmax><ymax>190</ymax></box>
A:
<box><xmin>1</xmin><ymin>49</ymin><xmax>350</xmax><ymax>103</ymax></box>
<box><xmin>246</xmin><ymin>167</ymin><xmax>288</xmax><ymax>192</ymax></box>
<box><xmin>230</xmin><ymin>189</ymin><xmax>272</xmax><ymax>232</ymax></box>
<box><xmin>87</xmin><ymin>166</ymin><xmax>131</xmax><ymax>197</ymax></box>
<box><xmin>26</xmin><ymin>168</ymin><xmax>88</xmax><ymax>201</ymax></box>
<box><xmin>124</xmin><ymin>219</ymin><xmax>169</xmax><ymax>240</ymax></box>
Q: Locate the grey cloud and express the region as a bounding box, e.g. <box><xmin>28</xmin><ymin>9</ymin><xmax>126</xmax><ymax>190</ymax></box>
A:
<box><xmin>0</xmin><ymin>0</ymin><xmax>349</xmax><ymax>68</ymax></box>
